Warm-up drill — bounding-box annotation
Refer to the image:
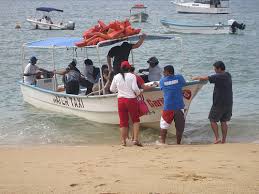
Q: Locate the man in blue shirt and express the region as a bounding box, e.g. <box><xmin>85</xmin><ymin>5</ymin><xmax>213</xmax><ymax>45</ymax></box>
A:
<box><xmin>192</xmin><ymin>61</ymin><xmax>233</xmax><ymax>144</ymax></box>
<box><xmin>158</xmin><ymin>65</ymin><xmax>186</xmax><ymax>145</ymax></box>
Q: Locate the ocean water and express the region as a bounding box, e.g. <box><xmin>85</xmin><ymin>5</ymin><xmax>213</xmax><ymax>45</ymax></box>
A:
<box><xmin>0</xmin><ymin>0</ymin><xmax>258</xmax><ymax>145</ymax></box>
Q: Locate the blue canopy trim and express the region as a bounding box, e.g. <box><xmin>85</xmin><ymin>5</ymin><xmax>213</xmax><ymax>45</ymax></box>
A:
<box><xmin>24</xmin><ymin>35</ymin><xmax>176</xmax><ymax>49</ymax></box>
<box><xmin>25</xmin><ymin>37</ymin><xmax>83</xmax><ymax>48</ymax></box>
<box><xmin>36</xmin><ymin>7</ymin><xmax>64</xmax><ymax>12</ymax></box>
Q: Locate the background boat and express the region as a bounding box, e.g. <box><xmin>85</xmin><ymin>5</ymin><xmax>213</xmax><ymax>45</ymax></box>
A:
<box><xmin>130</xmin><ymin>4</ymin><xmax>149</xmax><ymax>22</ymax></box>
<box><xmin>26</xmin><ymin>7</ymin><xmax>75</xmax><ymax>30</ymax></box>
<box><xmin>161</xmin><ymin>19</ymin><xmax>245</xmax><ymax>34</ymax></box>
<box><xmin>171</xmin><ymin>0</ymin><xmax>230</xmax><ymax>14</ymax></box>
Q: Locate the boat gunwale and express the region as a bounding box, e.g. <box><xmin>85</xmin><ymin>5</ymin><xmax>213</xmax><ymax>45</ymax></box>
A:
<box><xmin>26</xmin><ymin>18</ymin><xmax>67</xmax><ymax>29</ymax></box>
<box><xmin>161</xmin><ymin>19</ymin><xmax>229</xmax><ymax>28</ymax></box>
<box><xmin>19</xmin><ymin>80</ymin><xmax>207</xmax><ymax>99</ymax></box>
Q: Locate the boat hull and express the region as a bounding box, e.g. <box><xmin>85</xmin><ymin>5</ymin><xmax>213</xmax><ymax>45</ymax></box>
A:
<box><xmin>173</xmin><ymin>2</ymin><xmax>229</xmax><ymax>14</ymax></box>
<box><xmin>161</xmin><ymin>20</ymin><xmax>231</xmax><ymax>34</ymax></box>
<box><xmin>130</xmin><ymin>12</ymin><xmax>149</xmax><ymax>23</ymax></box>
<box><xmin>20</xmin><ymin>81</ymin><xmax>206</xmax><ymax>133</ymax></box>
<box><xmin>26</xmin><ymin>19</ymin><xmax>75</xmax><ymax>30</ymax></box>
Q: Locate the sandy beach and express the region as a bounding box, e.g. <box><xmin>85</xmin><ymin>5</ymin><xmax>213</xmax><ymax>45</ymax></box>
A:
<box><xmin>0</xmin><ymin>143</ymin><xmax>258</xmax><ymax>194</ymax></box>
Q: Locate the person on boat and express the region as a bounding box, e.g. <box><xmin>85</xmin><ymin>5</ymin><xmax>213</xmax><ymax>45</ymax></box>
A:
<box><xmin>43</xmin><ymin>15</ymin><xmax>53</xmax><ymax>24</ymax></box>
<box><xmin>81</xmin><ymin>59</ymin><xmax>96</xmax><ymax>95</ymax></box>
<box><xmin>138</xmin><ymin>56</ymin><xmax>162</xmax><ymax>83</ymax></box>
<box><xmin>55</xmin><ymin>59</ymin><xmax>82</xmax><ymax>95</ymax></box>
<box><xmin>192</xmin><ymin>61</ymin><xmax>232</xmax><ymax>144</ymax></box>
<box><xmin>110</xmin><ymin>61</ymin><xmax>142</xmax><ymax>146</ymax></box>
<box><xmin>157</xmin><ymin>65</ymin><xmax>186</xmax><ymax>145</ymax></box>
<box><xmin>23</xmin><ymin>56</ymin><xmax>51</xmax><ymax>85</ymax></box>
<box><xmin>107</xmin><ymin>33</ymin><xmax>146</xmax><ymax>74</ymax></box>
<box><xmin>129</xmin><ymin>66</ymin><xmax>158</xmax><ymax>90</ymax></box>
<box><xmin>92</xmin><ymin>68</ymin><xmax>114</xmax><ymax>95</ymax></box>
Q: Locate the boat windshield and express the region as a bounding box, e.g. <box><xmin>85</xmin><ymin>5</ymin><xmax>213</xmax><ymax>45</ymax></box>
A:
<box><xmin>194</xmin><ymin>0</ymin><xmax>211</xmax><ymax>4</ymax></box>
<box><xmin>194</xmin><ymin>0</ymin><xmax>229</xmax><ymax>5</ymax></box>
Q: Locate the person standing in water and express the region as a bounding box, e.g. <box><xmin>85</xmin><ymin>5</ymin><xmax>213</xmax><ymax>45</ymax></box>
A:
<box><xmin>158</xmin><ymin>65</ymin><xmax>186</xmax><ymax>145</ymax></box>
<box><xmin>110</xmin><ymin>61</ymin><xmax>142</xmax><ymax>146</ymax></box>
<box><xmin>192</xmin><ymin>61</ymin><xmax>233</xmax><ymax>144</ymax></box>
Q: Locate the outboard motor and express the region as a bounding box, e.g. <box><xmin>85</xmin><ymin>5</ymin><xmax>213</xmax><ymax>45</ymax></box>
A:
<box><xmin>228</xmin><ymin>19</ymin><xmax>246</xmax><ymax>34</ymax></box>
<box><xmin>65</xmin><ymin>21</ymin><xmax>75</xmax><ymax>30</ymax></box>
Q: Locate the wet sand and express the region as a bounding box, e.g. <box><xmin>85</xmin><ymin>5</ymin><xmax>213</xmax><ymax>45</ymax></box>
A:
<box><xmin>0</xmin><ymin>143</ymin><xmax>259</xmax><ymax>194</ymax></box>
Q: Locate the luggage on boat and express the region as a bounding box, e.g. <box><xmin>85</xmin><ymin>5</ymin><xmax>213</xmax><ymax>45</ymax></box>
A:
<box><xmin>75</xmin><ymin>19</ymin><xmax>141</xmax><ymax>47</ymax></box>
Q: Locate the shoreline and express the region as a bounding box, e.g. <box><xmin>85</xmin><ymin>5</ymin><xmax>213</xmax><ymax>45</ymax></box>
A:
<box><xmin>0</xmin><ymin>143</ymin><xmax>259</xmax><ymax>193</ymax></box>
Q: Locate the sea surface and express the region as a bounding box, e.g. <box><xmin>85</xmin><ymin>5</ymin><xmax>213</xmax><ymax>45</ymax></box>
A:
<box><xmin>0</xmin><ymin>0</ymin><xmax>258</xmax><ymax>145</ymax></box>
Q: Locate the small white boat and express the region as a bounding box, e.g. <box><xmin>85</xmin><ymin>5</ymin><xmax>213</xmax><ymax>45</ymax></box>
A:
<box><xmin>20</xmin><ymin>35</ymin><xmax>207</xmax><ymax>133</ymax></box>
<box><xmin>130</xmin><ymin>4</ymin><xmax>149</xmax><ymax>23</ymax></box>
<box><xmin>171</xmin><ymin>0</ymin><xmax>230</xmax><ymax>14</ymax></box>
<box><xmin>26</xmin><ymin>7</ymin><xmax>75</xmax><ymax>30</ymax></box>
<box><xmin>161</xmin><ymin>19</ymin><xmax>245</xmax><ymax>34</ymax></box>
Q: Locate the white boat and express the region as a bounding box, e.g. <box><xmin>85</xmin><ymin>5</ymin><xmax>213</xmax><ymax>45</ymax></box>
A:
<box><xmin>20</xmin><ymin>35</ymin><xmax>207</xmax><ymax>133</ymax></box>
<box><xmin>26</xmin><ymin>7</ymin><xmax>75</xmax><ymax>30</ymax></box>
<box><xmin>171</xmin><ymin>0</ymin><xmax>230</xmax><ymax>14</ymax></box>
<box><xmin>129</xmin><ymin>4</ymin><xmax>149</xmax><ymax>23</ymax></box>
<box><xmin>161</xmin><ymin>19</ymin><xmax>246</xmax><ymax>34</ymax></box>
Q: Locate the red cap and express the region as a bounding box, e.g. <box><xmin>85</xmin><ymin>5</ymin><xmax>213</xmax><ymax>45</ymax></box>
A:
<box><xmin>121</xmin><ymin>61</ymin><xmax>131</xmax><ymax>69</ymax></box>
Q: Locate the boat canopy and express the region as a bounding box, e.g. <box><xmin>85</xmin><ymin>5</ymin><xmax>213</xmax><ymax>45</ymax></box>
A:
<box><xmin>24</xmin><ymin>35</ymin><xmax>176</xmax><ymax>49</ymax></box>
<box><xmin>24</xmin><ymin>37</ymin><xmax>82</xmax><ymax>48</ymax></box>
<box><xmin>36</xmin><ymin>7</ymin><xmax>64</xmax><ymax>12</ymax></box>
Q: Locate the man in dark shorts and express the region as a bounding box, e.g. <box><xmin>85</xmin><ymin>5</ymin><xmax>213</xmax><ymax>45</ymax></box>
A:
<box><xmin>158</xmin><ymin>65</ymin><xmax>186</xmax><ymax>145</ymax></box>
<box><xmin>107</xmin><ymin>34</ymin><xmax>146</xmax><ymax>74</ymax></box>
<box><xmin>192</xmin><ymin>61</ymin><xmax>233</xmax><ymax>144</ymax></box>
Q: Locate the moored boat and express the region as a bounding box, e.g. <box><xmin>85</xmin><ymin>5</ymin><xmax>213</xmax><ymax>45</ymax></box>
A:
<box><xmin>171</xmin><ymin>0</ymin><xmax>230</xmax><ymax>14</ymax></box>
<box><xmin>129</xmin><ymin>4</ymin><xmax>149</xmax><ymax>23</ymax></box>
<box><xmin>26</xmin><ymin>7</ymin><xmax>75</xmax><ymax>30</ymax></box>
<box><xmin>161</xmin><ymin>19</ymin><xmax>245</xmax><ymax>34</ymax></box>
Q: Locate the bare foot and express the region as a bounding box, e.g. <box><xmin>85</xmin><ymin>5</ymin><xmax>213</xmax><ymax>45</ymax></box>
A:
<box><xmin>133</xmin><ymin>141</ymin><xmax>143</xmax><ymax>147</ymax></box>
<box><xmin>214</xmin><ymin>139</ymin><xmax>222</xmax><ymax>144</ymax></box>
<box><xmin>121</xmin><ymin>141</ymin><xmax>126</xmax><ymax>146</ymax></box>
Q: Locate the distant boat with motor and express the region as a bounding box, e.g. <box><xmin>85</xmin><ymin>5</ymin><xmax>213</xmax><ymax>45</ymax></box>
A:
<box><xmin>19</xmin><ymin>34</ymin><xmax>206</xmax><ymax>133</ymax></box>
<box><xmin>171</xmin><ymin>0</ymin><xmax>230</xmax><ymax>14</ymax></box>
<box><xmin>26</xmin><ymin>7</ymin><xmax>75</xmax><ymax>30</ymax></box>
<box><xmin>161</xmin><ymin>19</ymin><xmax>245</xmax><ymax>34</ymax></box>
<box><xmin>129</xmin><ymin>4</ymin><xmax>149</xmax><ymax>23</ymax></box>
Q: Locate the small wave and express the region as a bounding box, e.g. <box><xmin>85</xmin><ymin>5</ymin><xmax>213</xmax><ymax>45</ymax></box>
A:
<box><xmin>252</xmin><ymin>140</ymin><xmax>259</xmax><ymax>144</ymax></box>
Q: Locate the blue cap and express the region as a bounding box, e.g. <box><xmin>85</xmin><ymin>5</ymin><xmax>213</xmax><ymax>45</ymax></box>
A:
<box><xmin>30</xmin><ymin>56</ymin><xmax>38</xmax><ymax>63</ymax></box>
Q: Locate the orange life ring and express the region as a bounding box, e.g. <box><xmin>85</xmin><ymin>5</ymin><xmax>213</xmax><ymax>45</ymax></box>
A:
<box><xmin>75</xmin><ymin>40</ymin><xmax>88</xmax><ymax>47</ymax></box>
<box><xmin>108</xmin><ymin>29</ymin><xmax>124</xmax><ymax>39</ymax></box>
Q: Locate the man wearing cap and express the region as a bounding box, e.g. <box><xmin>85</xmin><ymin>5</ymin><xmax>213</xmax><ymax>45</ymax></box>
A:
<box><xmin>138</xmin><ymin>56</ymin><xmax>162</xmax><ymax>82</ymax></box>
<box><xmin>192</xmin><ymin>61</ymin><xmax>233</xmax><ymax>144</ymax></box>
<box><xmin>23</xmin><ymin>56</ymin><xmax>49</xmax><ymax>85</ymax></box>
<box><xmin>107</xmin><ymin>34</ymin><xmax>146</xmax><ymax>74</ymax></box>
